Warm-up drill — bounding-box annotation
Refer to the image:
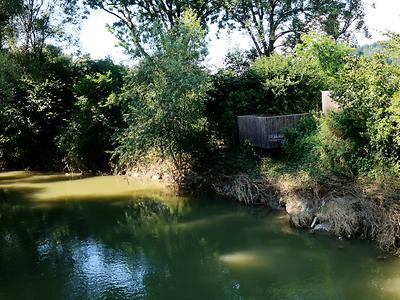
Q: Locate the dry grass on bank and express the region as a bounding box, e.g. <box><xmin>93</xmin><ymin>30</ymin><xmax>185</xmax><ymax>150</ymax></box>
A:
<box><xmin>119</xmin><ymin>154</ymin><xmax>400</xmax><ymax>255</ymax></box>
<box><xmin>115</xmin><ymin>155</ymin><xmax>213</xmax><ymax>194</ymax></box>
<box><xmin>213</xmin><ymin>159</ymin><xmax>400</xmax><ymax>255</ymax></box>
<box><xmin>212</xmin><ymin>174</ymin><xmax>278</xmax><ymax>207</ymax></box>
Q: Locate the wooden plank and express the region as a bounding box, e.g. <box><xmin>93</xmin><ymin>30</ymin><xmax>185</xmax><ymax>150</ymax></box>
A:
<box><xmin>238</xmin><ymin>113</ymin><xmax>311</xmax><ymax>149</ymax></box>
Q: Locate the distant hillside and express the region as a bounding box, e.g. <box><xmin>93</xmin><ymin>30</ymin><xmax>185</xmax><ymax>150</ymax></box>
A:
<box><xmin>356</xmin><ymin>42</ymin><xmax>383</xmax><ymax>57</ymax></box>
<box><xmin>357</xmin><ymin>42</ymin><xmax>400</xmax><ymax>64</ymax></box>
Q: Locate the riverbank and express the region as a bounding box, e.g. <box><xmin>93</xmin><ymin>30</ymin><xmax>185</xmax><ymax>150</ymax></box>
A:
<box><xmin>2</xmin><ymin>171</ymin><xmax>399</xmax><ymax>299</ymax></box>
<box><xmin>4</xmin><ymin>154</ymin><xmax>400</xmax><ymax>256</ymax></box>
<box><xmin>212</xmin><ymin>155</ymin><xmax>400</xmax><ymax>255</ymax></box>
<box><xmin>110</xmin><ymin>148</ymin><xmax>400</xmax><ymax>255</ymax></box>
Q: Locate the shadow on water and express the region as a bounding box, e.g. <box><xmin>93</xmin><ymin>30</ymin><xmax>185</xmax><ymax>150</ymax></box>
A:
<box><xmin>1</xmin><ymin>171</ymin><xmax>400</xmax><ymax>300</ymax></box>
<box><xmin>0</xmin><ymin>172</ymin><xmax>257</xmax><ymax>299</ymax></box>
<box><xmin>0</xmin><ymin>186</ymin><xmax>45</xmax><ymax>203</ymax></box>
<box><xmin>0</xmin><ymin>186</ymin><xmax>240</xmax><ymax>299</ymax></box>
<box><xmin>8</xmin><ymin>174</ymin><xmax>86</xmax><ymax>185</ymax></box>
<box><xmin>0</xmin><ymin>171</ymin><xmax>86</xmax><ymax>185</ymax></box>
<box><xmin>0</xmin><ymin>171</ymin><xmax>35</xmax><ymax>182</ymax></box>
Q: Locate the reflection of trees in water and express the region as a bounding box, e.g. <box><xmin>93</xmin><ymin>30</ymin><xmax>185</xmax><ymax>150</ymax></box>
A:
<box><xmin>0</xmin><ymin>191</ymin><xmax>79</xmax><ymax>299</ymax></box>
<box><xmin>0</xmin><ymin>192</ymin><xmax>82</xmax><ymax>258</ymax></box>
<box><xmin>0</xmin><ymin>194</ymin><xmax>243</xmax><ymax>299</ymax></box>
<box><xmin>113</xmin><ymin>198</ymin><xmax>243</xmax><ymax>299</ymax></box>
<box><xmin>117</xmin><ymin>198</ymin><xmax>180</xmax><ymax>240</ymax></box>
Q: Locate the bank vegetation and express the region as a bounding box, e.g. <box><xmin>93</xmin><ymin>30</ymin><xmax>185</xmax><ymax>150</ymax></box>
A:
<box><xmin>1</xmin><ymin>0</ymin><xmax>399</xmax><ymax>254</ymax></box>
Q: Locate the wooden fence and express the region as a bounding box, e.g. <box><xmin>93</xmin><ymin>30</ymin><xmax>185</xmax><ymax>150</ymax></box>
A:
<box><xmin>238</xmin><ymin>113</ymin><xmax>311</xmax><ymax>148</ymax></box>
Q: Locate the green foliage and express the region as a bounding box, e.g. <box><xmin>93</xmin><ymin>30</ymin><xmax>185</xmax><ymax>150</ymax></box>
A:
<box><xmin>15</xmin><ymin>0</ymin><xmax>83</xmax><ymax>52</ymax></box>
<box><xmin>313</xmin><ymin>113</ymin><xmax>364</xmax><ymax>177</ymax></box>
<box><xmin>208</xmin><ymin>69</ymin><xmax>265</xmax><ymax>144</ymax></box>
<box><xmin>282</xmin><ymin>114</ymin><xmax>318</xmax><ymax>163</ymax></box>
<box><xmin>0</xmin><ymin>0</ymin><xmax>396</xmax><ymax>183</ymax></box>
<box><xmin>220</xmin><ymin>0</ymin><xmax>367</xmax><ymax>56</ymax></box>
<box><xmin>253</xmin><ymin>54</ymin><xmax>326</xmax><ymax>112</ymax></box>
<box><xmin>85</xmin><ymin>0</ymin><xmax>219</xmax><ymax>58</ymax></box>
<box><xmin>0</xmin><ymin>51</ymin><xmax>19</xmax><ymax>168</ymax></box>
<box><xmin>56</xmin><ymin>57</ymin><xmax>126</xmax><ymax>172</ymax></box>
<box><xmin>208</xmin><ymin>52</ymin><xmax>327</xmax><ymax>145</ymax></box>
<box><xmin>0</xmin><ymin>50</ymin><xmax>18</xmax><ymax>103</ymax></box>
<box><xmin>295</xmin><ymin>33</ymin><xmax>353</xmax><ymax>87</ymax></box>
<box><xmin>356</xmin><ymin>42</ymin><xmax>383</xmax><ymax>58</ymax></box>
<box><xmin>381</xmin><ymin>33</ymin><xmax>400</xmax><ymax>60</ymax></box>
<box><xmin>222</xmin><ymin>48</ymin><xmax>252</xmax><ymax>75</ymax></box>
<box><xmin>0</xmin><ymin>46</ymin><xmax>76</xmax><ymax>169</ymax></box>
<box><xmin>282</xmin><ymin>112</ymin><xmax>368</xmax><ymax>177</ymax></box>
<box><xmin>115</xmin><ymin>10</ymin><xmax>211</xmax><ymax>170</ymax></box>
<box><xmin>335</xmin><ymin>53</ymin><xmax>400</xmax><ymax>174</ymax></box>
<box><xmin>0</xmin><ymin>0</ymin><xmax>22</xmax><ymax>48</ymax></box>
<box><xmin>283</xmin><ymin>36</ymin><xmax>400</xmax><ymax>178</ymax></box>
<box><xmin>0</xmin><ymin>45</ymin><xmax>129</xmax><ymax>172</ymax></box>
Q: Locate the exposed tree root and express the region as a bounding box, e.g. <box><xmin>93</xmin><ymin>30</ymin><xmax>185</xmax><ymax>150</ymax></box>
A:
<box><xmin>213</xmin><ymin>171</ymin><xmax>400</xmax><ymax>255</ymax></box>
<box><xmin>213</xmin><ymin>174</ymin><xmax>279</xmax><ymax>207</ymax></box>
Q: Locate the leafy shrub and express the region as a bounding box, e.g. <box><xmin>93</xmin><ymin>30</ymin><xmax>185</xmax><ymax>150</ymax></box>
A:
<box><xmin>208</xmin><ymin>33</ymin><xmax>353</xmax><ymax>146</ymax></box>
<box><xmin>56</xmin><ymin>58</ymin><xmax>126</xmax><ymax>172</ymax></box>
<box><xmin>313</xmin><ymin>113</ymin><xmax>361</xmax><ymax>177</ymax></box>
<box><xmin>207</xmin><ymin>69</ymin><xmax>266</xmax><ymax>145</ymax></box>
<box><xmin>208</xmin><ymin>53</ymin><xmax>327</xmax><ymax>145</ymax></box>
<box><xmin>335</xmin><ymin>52</ymin><xmax>400</xmax><ymax>175</ymax></box>
<box><xmin>253</xmin><ymin>54</ymin><xmax>326</xmax><ymax>113</ymax></box>
<box><xmin>282</xmin><ymin>114</ymin><xmax>318</xmax><ymax>163</ymax></box>
<box><xmin>0</xmin><ymin>47</ymin><xmax>75</xmax><ymax>169</ymax></box>
<box><xmin>295</xmin><ymin>33</ymin><xmax>353</xmax><ymax>88</ymax></box>
<box><xmin>114</xmin><ymin>10</ymin><xmax>211</xmax><ymax>171</ymax></box>
<box><xmin>283</xmin><ymin>112</ymin><xmax>370</xmax><ymax>177</ymax></box>
<box><xmin>283</xmin><ymin>35</ymin><xmax>400</xmax><ymax>178</ymax></box>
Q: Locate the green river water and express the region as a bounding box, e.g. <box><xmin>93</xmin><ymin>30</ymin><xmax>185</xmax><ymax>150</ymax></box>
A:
<box><xmin>0</xmin><ymin>171</ymin><xmax>400</xmax><ymax>300</ymax></box>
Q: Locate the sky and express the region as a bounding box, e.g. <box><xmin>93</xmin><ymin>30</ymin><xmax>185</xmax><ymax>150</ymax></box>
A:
<box><xmin>79</xmin><ymin>0</ymin><xmax>400</xmax><ymax>68</ymax></box>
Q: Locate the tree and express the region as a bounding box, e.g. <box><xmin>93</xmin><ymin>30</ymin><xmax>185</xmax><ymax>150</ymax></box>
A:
<box><xmin>0</xmin><ymin>46</ymin><xmax>75</xmax><ymax>169</ymax></box>
<box><xmin>0</xmin><ymin>51</ymin><xmax>20</xmax><ymax>169</ymax></box>
<box><xmin>57</xmin><ymin>57</ymin><xmax>127</xmax><ymax>172</ymax></box>
<box><xmin>381</xmin><ymin>33</ymin><xmax>400</xmax><ymax>61</ymax></box>
<box><xmin>356</xmin><ymin>42</ymin><xmax>383</xmax><ymax>58</ymax></box>
<box><xmin>14</xmin><ymin>0</ymin><xmax>82</xmax><ymax>53</ymax></box>
<box><xmin>84</xmin><ymin>0</ymin><xmax>220</xmax><ymax>58</ymax></box>
<box><xmin>115</xmin><ymin>10</ymin><xmax>211</xmax><ymax>170</ymax></box>
<box><xmin>0</xmin><ymin>0</ymin><xmax>23</xmax><ymax>49</ymax></box>
<box><xmin>332</xmin><ymin>37</ymin><xmax>400</xmax><ymax>174</ymax></box>
<box><xmin>208</xmin><ymin>49</ymin><xmax>327</xmax><ymax>145</ymax></box>
<box><xmin>294</xmin><ymin>32</ymin><xmax>353</xmax><ymax>87</ymax></box>
<box><xmin>220</xmin><ymin>0</ymin><xmax>368</xmax><ymax>57</ymax></box>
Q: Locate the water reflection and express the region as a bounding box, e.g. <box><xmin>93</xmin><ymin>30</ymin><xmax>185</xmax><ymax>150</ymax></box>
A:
<box><xmin>219</xmin><ymin>251</ymin><xmax>270</xmax><ymax>268</ymax></box>
<box><xmin>68</xmin><ymin>240</ymin><xmax>147</xmax><ymax>299</ymax></box>
<box><xmin>1</xmin><ymin>171</ymin><xmax>400</xmax><ymax>299</ymax></box>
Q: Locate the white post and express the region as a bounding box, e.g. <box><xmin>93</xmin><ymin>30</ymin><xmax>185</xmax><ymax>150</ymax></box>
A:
<box><xmin>321</xmin><ymin>91</ymin><xmax>340</xmax><ymax>113</ymax></box>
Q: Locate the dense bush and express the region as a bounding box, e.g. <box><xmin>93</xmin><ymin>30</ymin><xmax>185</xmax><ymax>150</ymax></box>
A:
<box><xmin>252</xmin><ymin>54</ymin><xmax>327</xmax><ymax>112</ymax></box>
<box><xmin>283</xmin><ymin>112</ymin><xmax>371</xmax><ymax>177</ymax></box>
<box><xmin>56</xmin><ymin>57</ymin><xmax>126</xmax><ymax>172</ymax></box>
<box><xmin>335</xmin><ymin>54</ymin><xmax>400</xmax><ymax>175</ymax></box>
<box><xmin>208</xmin><ymin>33</ymin><xmax>354</xmax><ymax>146</ymax></box>
<box><xmin>208</xmin><ymin>53</ymin><xmax>327</xmax><ymax>145</ymax></box>
<box><xmin>294</xmin><ymin>33</ymin><xmax>353</xmax><ymax>87</ymax></box>
<box><xmin>114</xmin><ymin>10</ymin><xmax>211</xmax><ymax>171</ymax></box>
<box><xmin>0</xmin><ymin>51</ymin><xmax>19</xmax><ymax>169</ymax></box>
<box><xmin>282</xmin><ymin>114</ymin><xmax>318</xmax><ymax>163</ymax></box>
<box><xmin>0</xmin><ymin>48</ymin><xmax>128</xmax><ymax>172</ymax></box>
<box><xmin>0</xmin><ymin>47</ymin><xmax>75</xmax><ymax>169</ymax></box>
<box><xmin>208</xmin><ymin>69</ymin><xmax>266</xmax><ymax>145</ymax></box>
<box><xmin>283</xmin><ymin>35</ymin><xmax>400</xmax><ymax>177</ymax></box>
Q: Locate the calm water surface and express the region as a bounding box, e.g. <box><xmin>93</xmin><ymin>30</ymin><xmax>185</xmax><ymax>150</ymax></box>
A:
<box><xmin>0</xmin><ymin>171</ymin><xmax>399</xmax><ymax>300</ymax></box>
